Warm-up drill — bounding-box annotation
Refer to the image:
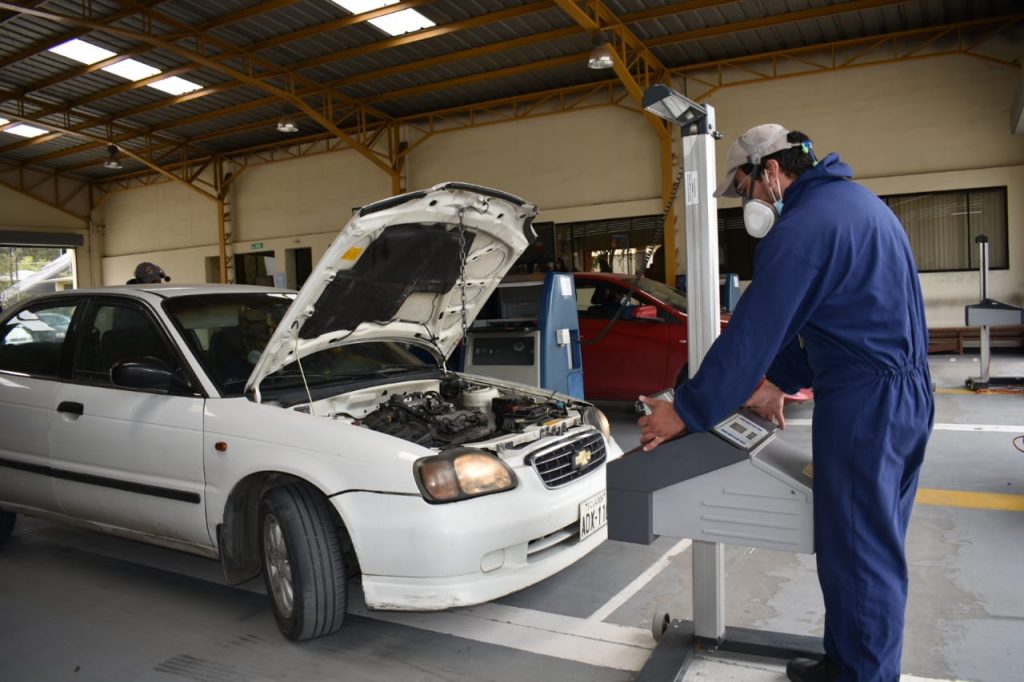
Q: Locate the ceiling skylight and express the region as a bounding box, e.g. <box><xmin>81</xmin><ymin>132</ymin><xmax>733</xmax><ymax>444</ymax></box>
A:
<box><xmin>46</xmin><ymin>38</ymin><xmax>206</xmax><ymax>100</ymax></box>
<box><xmin>368</xmin><ymin>8</ymin><xmax>435</xmax><ymax>35</ymax></box>
<box><xmin>329</xmin><ymin>1</ymin><xmax>434</xmax><ymax>36</ymax></box>
<box><xmin>0</xmin><ymin>118</ymin><xmax>8</xmax><ymax>126</ymax></box>
<box><xmin>148</xmin><ymin>76</ymin><xmax>203</xmax><ymax>96</ymax></box>
<box><xmin>330</xmin><ymin>0</ymin><xmax>397</xmax><ymax>13</ymax></box>
<box><xmin>49</xmin><ymin>38</ymin><xmax>117</xmax><ymax>65</ymax></box>
<box><xmin>5</xmin><ymin>124</ymin><xmax>49</xmax><ymax>138</ymax></box>
<box><xmin>103</xmin><ymin>58</ymin><xmax>162</xmax><ymax>81</ymax></box>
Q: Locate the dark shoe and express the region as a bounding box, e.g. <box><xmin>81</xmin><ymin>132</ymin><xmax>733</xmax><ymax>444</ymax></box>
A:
<box><xmin>786</xmin><ymin>656</ymin><xmax>841</xmax><ymax>682</ymax></box>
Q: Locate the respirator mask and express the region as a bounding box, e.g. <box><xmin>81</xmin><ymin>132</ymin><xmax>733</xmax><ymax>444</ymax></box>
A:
<box><xmin>741</xmin><ymin>169</ymin><xmax>785</xmax><ymax>239</ymax></box>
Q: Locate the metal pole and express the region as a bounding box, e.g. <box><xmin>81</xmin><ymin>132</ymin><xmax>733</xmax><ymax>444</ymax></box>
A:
<box><xmin>976</xmin><ymin>235</ymin><xmax>991</xmax><ymax>383</ymax></box>
<box><xmin>681</xmin><ymin>104</ymin><xmax>725</xmax><ymax>643</ymax></box>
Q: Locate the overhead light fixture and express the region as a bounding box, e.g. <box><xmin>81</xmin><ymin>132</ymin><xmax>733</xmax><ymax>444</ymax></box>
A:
<box><xmin>642</xmin><ymin>83</ymin><xmax>708</xmax><ymax>130</ymax></box>
<box><xmin>588</xmin><ymin>33</ymin><xmax>614</xmax><ymax>70</ymax></box>
<box><xmin>276</xmin><ymin>115</ymin><xmax>299</xmax><ymax>134</ymax></box>
<box><xmin>104</xmin><ymin>144</ymin><xmax>123</xmax><ymax>170</ymax></box>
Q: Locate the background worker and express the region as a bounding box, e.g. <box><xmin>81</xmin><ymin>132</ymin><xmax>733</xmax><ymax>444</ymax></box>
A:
<box><xmin>638</xmin><ymin>124</ymin><xmax>934</xmax><ymax>682</ymax></box>
<box><xmin>126</xmin><ymin>261</ymin><xmax>171</xmax><ymax>285</ymax></box>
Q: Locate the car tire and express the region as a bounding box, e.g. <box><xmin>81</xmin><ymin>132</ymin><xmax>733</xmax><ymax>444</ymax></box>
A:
<box><xmin>259</xmin><ymin>483</ymin><xmax>347</xmax><ymax>641</ymax></box>
<box><xmin>0</xmin><ymin>509</ymin><xmax>15</xmax><ymax>544</ymax></box>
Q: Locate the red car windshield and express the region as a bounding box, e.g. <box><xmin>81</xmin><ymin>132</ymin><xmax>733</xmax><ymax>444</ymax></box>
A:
<box><xmin>635</xmin><ymin>278</ymin><xmax>688</xmax><ymax>314</ymax></box>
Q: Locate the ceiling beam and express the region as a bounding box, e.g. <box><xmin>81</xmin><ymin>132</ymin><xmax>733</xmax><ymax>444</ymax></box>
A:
<box><xmin>286</xmin><ymin>1</ymin><xmax>554</xmax><ymax>72</ymax></box>
<box><xmin>0</xmin><ymin>0</ymin><xmax>737</xmax><ymax>167</ymax></box>
<box><xmin>0</xmin><ymin>2</ymin><xmax>399</xmax><ymax>177</ymax></box>
<box><xmin>646</xmin><ymin>0</ymin><xmax>912</xmax><ymax>49</ymax></box>
<box><xmin>0</xmin><ymin>111</ymin><xmax>217</xmax><ymax>200</ymax></box>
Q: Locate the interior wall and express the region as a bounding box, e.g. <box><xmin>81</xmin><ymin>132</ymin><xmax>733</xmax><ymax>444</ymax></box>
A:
<box><xmin>79</xmin><ymin>53</ymin><xmax>1022</xmax><ymax>329</ymax></box>
<box><xmin>408</xmin><ymin>105</ymin><xmax>662</xmax><ymax>219</ymax></box>
<box><xmin>707</xmin><ymin>54</ymin><xmax>1024</xmax><ymax>326</ymax></box>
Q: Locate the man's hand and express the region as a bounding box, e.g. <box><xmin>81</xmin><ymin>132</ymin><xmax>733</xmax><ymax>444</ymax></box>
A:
<box><xmin>744</xmin><ymin>379</ymin><xmax>787</xmax><ymax>429</ymax></box>
<box><xmin>637</xmin><ymin>396</ymin><xmax>687</xmax><ymax>451</ymax></box>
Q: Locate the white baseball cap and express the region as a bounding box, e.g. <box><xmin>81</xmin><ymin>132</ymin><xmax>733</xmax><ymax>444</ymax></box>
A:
<box><xmin>715</xmin><ymin>123</ymin><xmax>800</xmax><ymax>198</ymax></box>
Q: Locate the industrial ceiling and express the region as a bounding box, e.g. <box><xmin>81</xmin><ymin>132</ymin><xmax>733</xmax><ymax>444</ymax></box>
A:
<box><xmin>0</xmin><ymin>0</ymin><xmax>1020</xmax><ymax>208</ymax></box>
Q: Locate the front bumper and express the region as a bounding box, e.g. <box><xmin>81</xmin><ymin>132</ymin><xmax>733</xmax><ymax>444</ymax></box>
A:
<box><xmin>333</xmin><ymin>461</ymin><xmax>609</xmax><ymax>611</ymax></box>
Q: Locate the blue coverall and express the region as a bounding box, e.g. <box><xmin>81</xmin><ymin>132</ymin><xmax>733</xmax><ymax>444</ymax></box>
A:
<box><xmin>674</xmin><ymin>153</ymin><xmax>934</xmax><ymax>681</ymax></box>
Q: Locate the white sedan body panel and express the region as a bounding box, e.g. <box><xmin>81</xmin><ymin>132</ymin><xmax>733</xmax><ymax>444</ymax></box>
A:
<box><xmin>339</xmin><ymin>459</ymin><xmax>609</xmax><ymax>611</ymax></box>
<box><xmin>0</xmin><ymin>184</ymin><xmax>622</xmax><ymax>620</ymax></box>
<box><xmin>49</xmin><ymin>382</ymin><xmax>210</xmax><ymax>548</ymax></box>
<box><xmin>0</xmin><ymin>373</ymin><xmax>59</xmax><ymax>512</ymax></box>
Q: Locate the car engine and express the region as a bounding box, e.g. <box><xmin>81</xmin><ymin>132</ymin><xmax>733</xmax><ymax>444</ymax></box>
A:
<box><xmin>359</xmin><ymin>376</ymin><xmax>568</xmax><ymax>447</ymax></box>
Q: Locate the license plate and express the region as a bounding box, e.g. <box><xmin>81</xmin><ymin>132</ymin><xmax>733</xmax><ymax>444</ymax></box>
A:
<box><xmin>579</xmin><ymin>490</ymin><xmax>608</xmax><ymax>542</ymax></box>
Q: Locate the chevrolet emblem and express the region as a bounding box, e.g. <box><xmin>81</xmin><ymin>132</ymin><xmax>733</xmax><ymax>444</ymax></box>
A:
<box><xmin>574</xmin><ymin>449</ymin><xmax>592</xmax><ymax>468</ymax></box>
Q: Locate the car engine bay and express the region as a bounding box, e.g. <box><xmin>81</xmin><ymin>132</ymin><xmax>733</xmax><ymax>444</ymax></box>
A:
<box><xmin>357</xmin><ymin>375</ymin><xmax>572</xmax><ymax>447</ymax></box>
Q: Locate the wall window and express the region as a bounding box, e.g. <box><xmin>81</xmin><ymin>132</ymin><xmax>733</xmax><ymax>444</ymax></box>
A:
<box><xmin>882</xmin><ymin>187</ymin><xmax>1007</xmax><ymax>273</ymax></box>
<box><xmin>717</xmin><ymin>187</ymin><xmax>1009</xmax><ymax>278</ymax></box>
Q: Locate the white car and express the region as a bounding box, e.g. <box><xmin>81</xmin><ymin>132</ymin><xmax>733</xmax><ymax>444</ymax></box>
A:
<box><xmin>0</xmin><ymin>183</ymin><xmax>621</xmax><ymax>641</ymax></box>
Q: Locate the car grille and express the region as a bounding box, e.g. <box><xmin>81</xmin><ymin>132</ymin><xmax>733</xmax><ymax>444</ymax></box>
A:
<box><xmin>528</xmin><ymin>430</ymin><xmax>606</xmax><ymax>489</ymax></box>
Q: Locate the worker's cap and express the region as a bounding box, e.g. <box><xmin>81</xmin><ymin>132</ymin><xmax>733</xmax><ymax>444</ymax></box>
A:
<box><xmin>134</xmin><ymin>261</ymin><xmax>169</xmax><ymax>284</ymax></box>
<box><xmin>715</xmin><ymin>123</ymin><xmax>800</xmax><ymax>198</ymax></box>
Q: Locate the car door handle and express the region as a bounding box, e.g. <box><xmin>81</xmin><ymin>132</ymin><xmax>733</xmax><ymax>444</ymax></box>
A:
<box><xmin>57</xmin><ymin>401</ymin><xmax>84</xmax><ymax>416</ymax></box>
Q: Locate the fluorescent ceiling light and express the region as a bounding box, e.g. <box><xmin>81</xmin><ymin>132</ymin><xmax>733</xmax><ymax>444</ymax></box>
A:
<box><xmin>49</xmin><ymin>38</ymin><xmax>116</xmax><ymax>65</ymax></box>
<box><xmin>330</xmin><ymin>0</ymin><xmax>398</xmax><ymax>13</ymax></box>
<box><xmin>368</xmin><ymin>8</ymin><xmax>434</xmax><ymax>35</ymax></box>
<box><xmin>5</xmin><ymin>124</ymin><xmax>49</xmax><ymax>138</ymax></box>
<box><xmin>103</xmin><ymin>58</ymin><xmax>161</xmax><ymax>81</ymax></box>
<box><xmin>148</xmin><ymin>76</ymin><xmax>203</xmax><ymax>95</ymax></box>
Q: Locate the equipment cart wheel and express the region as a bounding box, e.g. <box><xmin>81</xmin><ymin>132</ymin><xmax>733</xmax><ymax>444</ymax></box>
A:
<box><xmin>652</xmin><ymin>611</ymin><xmax>671</xmax><ymax>641</ymax></box>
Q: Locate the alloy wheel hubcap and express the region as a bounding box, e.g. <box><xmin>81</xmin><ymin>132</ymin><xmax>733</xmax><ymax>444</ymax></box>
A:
<box><xmin>263</xmin><ymin>514</ymin><xmax>294</xmax><ymax>618</ymax></box>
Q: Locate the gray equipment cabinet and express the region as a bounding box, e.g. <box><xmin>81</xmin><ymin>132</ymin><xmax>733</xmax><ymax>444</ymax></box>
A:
<box><xmin>607</xmin><ymin>409</ymin><xmax>824</xmax><ymax>679</ymax></box>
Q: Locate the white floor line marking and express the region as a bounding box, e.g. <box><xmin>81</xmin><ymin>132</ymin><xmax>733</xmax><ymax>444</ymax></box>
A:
<box><xmin>350</xmin><ymin>599</ymin><xmax>653</xmax><ymax>672</ymax></box>
<box><xmin>786</xmin><ymin>419</ymin><xmax>1023</xmax><ymax>433</ymax></box>
<box><xmin>690</xmin><ymin>654</ymin><xmax>967</xmax><ymax>682</ymax></box>
<box><xmin>587</xmin><ymin>537</ymin><xmax>692</xmax><ymax>622</ymax></box>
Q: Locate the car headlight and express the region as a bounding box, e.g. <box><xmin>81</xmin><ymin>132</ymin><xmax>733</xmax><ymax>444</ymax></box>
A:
<box><xmin>582</xmin><ymin>405</ymin><xmax>611</xmax><ymax>438</ymax></box>
<box><xmin>415</xmin><ymin>448</ymin><xmax>518</xmax><ymax>503</ymax></box>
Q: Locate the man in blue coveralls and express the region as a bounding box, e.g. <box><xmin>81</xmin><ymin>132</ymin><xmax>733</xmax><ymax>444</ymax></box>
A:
<box><xmin>638</xmin><ymin>124</ymin><xmax>934</xmax><ymax>682</ymax></box>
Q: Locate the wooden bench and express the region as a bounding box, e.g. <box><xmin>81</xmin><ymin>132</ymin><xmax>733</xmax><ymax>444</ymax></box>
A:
<box><xmin>928</xmin><ymin>326</ymin><xmax>1024</xmax><ymax>354</ymax></box>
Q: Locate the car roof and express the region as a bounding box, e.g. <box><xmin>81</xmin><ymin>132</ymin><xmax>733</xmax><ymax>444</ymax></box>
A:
<box><xmin>27</xmin><ymin>283</ymin><xmax>289</xmax><ymax>301</ymax></box>
<box><xmin>573</xmin><ymin>272</ymin><xmax>636</xmax><ymax>282</ymax></box>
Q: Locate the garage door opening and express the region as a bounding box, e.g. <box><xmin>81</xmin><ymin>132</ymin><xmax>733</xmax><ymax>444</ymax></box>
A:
<box><xmin>1</xmin><ymin>246</ymin><xmax>76</xmax><ymax>310</ymax></box>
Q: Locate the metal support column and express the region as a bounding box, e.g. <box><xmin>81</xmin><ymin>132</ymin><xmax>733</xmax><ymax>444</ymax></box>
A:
<box><xmin>637</xmin><ymin>84</ymin><xmax>824</xmax><ymax>681</ymax></box>
<box><xmin>680</xmin><ymin>108</ymin><xmax>725</xmax><ymax>644</ymax></box>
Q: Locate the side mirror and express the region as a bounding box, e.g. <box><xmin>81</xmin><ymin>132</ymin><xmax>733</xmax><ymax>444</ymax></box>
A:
<box><xmin>112</xmin><ymin>358</ymin><xmax>193</xmax><ymax>393</ymax></box>
<box><xmin>632</xmin><ymin>305</ymin><xmax>661</xmax><ymax>321</ymax></box>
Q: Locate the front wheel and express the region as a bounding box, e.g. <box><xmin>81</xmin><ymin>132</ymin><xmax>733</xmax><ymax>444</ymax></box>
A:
<box><xmin>0</xmin><ymin>509</ymin><xmax>15</xmax><ymax>544</ymax></box>
<box><xmin>260</xmin><ymin>483</ymin><xmax>347</xmax><ymax>641</ymax></box>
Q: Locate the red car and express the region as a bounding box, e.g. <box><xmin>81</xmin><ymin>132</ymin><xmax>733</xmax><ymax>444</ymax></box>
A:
<box><xmin>573</xmin><ymin>272</ymin><xmax>812</xmax><ymax>404</ymax></box>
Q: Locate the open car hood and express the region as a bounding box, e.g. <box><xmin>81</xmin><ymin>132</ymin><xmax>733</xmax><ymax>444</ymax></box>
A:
<box><xmin>246</xmin><ymin>182</ymin><xmax>538</xmax><ymax>398</ymax></box>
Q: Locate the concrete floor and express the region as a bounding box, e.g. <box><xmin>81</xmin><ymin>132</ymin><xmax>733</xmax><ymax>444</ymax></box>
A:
<box><xmin>1</xmin><ymin>354</ymin><xmax>1021</xmax><ymax>682</ymax></box>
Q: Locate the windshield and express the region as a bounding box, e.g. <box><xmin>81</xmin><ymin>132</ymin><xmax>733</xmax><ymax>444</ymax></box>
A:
<box><xmin>164</xmin><ymin>292</ymin><xmax>430</xmax><ymax>396</ymax></box>
<box><xmin>636</xmin><ymin>278</ymin><xmax>688</xmax><ymax>314</ymax></box>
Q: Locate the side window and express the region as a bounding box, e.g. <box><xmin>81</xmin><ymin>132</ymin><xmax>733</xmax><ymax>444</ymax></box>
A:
<box><xmin>576</xmin><ymin>283</ymin><xmax>639</xmax><ymax>320</ymax></box>
<box><xmin>0</xmin><ymin>302</ymin><xmax>77</xmax><ymax>377</ymax></box>
<box><xmin>73</xmin><ymin>303</ymin><xmax>178</xmax><ymax>386</ymax></box>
